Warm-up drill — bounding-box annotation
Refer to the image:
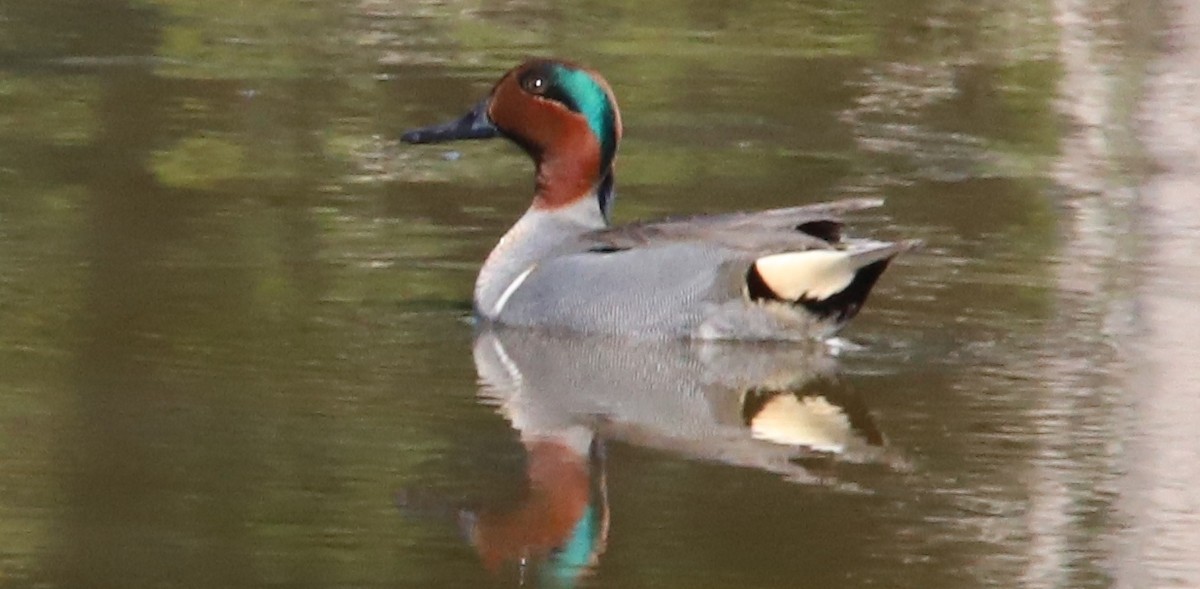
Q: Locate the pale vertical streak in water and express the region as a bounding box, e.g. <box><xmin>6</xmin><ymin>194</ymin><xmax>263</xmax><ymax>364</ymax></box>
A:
<box><xmin>1020</xmin><ymin>1</ymin><xmax>1141</xmax><ymax>586</ymax></box>
<box><xmin>1118</xmin><ymin>0</ymin><xmax>1200</xmax><ymax>586</ymax></box>
<box><xmin>1047</xmin><ymin>0</ymin><xmax>1200</xmax><ymax>585</ymax></box>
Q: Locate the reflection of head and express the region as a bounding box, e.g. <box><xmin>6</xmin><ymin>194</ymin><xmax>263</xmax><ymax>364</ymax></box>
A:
<box><xmin>460</xmin><ymin>435</ymin><xmax>608</xmax><ymax>586</ymax></box>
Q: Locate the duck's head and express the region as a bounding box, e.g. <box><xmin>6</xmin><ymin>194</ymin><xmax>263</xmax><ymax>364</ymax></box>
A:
<box><xmin>402</xmin><ymin>59</ymin><xmax>622</xmax><ymax>218</ymax></box>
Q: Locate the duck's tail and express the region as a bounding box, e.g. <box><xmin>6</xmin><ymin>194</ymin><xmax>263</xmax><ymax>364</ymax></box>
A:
<box><xmin>747</xmin><ymin>239</ymin><xmax>920</xmax><ymax>325</ymax></box>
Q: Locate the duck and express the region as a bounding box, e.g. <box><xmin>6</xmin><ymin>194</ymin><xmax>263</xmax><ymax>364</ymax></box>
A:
<box><xmin>402</xmin><ymin>58</ymin><xmax>916</xmax><ymax>341</ymax></box>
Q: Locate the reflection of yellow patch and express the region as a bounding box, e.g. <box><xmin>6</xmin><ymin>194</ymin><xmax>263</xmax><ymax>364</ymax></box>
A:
<box><xmin>749</xmin><ymin>395</ymin><xmax>851</xmax><ymax>453</ymax></box>
<box><xmin>151</xmin><ymin>135</ymin><xmax>246</xmax><ymax>190</ymax></box>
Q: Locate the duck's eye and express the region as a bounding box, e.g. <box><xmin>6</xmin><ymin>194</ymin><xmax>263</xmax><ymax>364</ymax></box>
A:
<box><xmin>521</xmin><ymin>73</ymin><xmax>548</xmax><ymax>95</ymax></box>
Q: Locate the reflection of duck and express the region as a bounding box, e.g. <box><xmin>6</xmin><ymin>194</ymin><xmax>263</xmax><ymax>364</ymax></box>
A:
<box><xmin>475</xmin><ymin>329</ymin><xmax>890</xmax><ymax>484</ymax></box>
<box><xmin>402</xmin><ymin>59</ymin><xmax>916</xmax><ymax>340</ymax></box>
<box><xmin>438</xmin><ymin>330</ymin><xmax>893</xmax><ymax>585</ymax></box>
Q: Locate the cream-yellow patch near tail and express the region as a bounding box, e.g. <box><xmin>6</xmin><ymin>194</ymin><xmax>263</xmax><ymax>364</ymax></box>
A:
<box><xmin>753</xmin><ymin>250</ymin><xmax>857</xmax><ymax>301</ymax></box>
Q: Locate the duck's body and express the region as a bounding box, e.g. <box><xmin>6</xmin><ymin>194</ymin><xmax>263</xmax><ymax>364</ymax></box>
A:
<box><xmin>403</xmin><ymin>59</ymin><xmax>914</xmax><ymax>341</ymax></box>
<box><xmin>473</xmin><ymin>194</ymin><xmax>908</xmax><ymax>340</ymax></box>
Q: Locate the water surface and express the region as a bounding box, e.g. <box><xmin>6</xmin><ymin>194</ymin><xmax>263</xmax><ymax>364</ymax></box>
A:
<box><xmin>1</xmin><ymin>0</ymin><xmax>1198</xmax><ymax>587</ymax></box>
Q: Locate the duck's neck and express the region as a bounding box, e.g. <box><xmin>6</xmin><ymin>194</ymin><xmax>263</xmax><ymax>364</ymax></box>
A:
<box><xmin>533</xmin><ymin>147</ymin><xmax>602</xmax><ymax>206</ymax></box>
<box><xmin>530</xmin><ymin>120</ymin><xmax>618</xmax><ymax>220</ymax></box>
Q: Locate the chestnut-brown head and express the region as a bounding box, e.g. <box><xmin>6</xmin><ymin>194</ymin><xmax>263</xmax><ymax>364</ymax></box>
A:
<box><xmin>402</xmin><ymin>59</ymin><xmax>622</xmax><ymax>215</ymax></box>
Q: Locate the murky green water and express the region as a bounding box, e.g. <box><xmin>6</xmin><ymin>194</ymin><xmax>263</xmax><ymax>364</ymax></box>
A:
<box><xmin>2</xmin><ymin>1</ymin><xmax>1198</xmax><ymax>587</ymax></box>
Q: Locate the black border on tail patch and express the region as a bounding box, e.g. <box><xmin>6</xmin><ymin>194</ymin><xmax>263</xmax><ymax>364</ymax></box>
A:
<box><xmin>746</xmin><ymin>262</ymin><xmax>777</xmax><ymax>302</ymax></box>
<box><xmin>799</xmin><ymin>259</ymin><xmax>892</xmax><ymax>323</ymax></box>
